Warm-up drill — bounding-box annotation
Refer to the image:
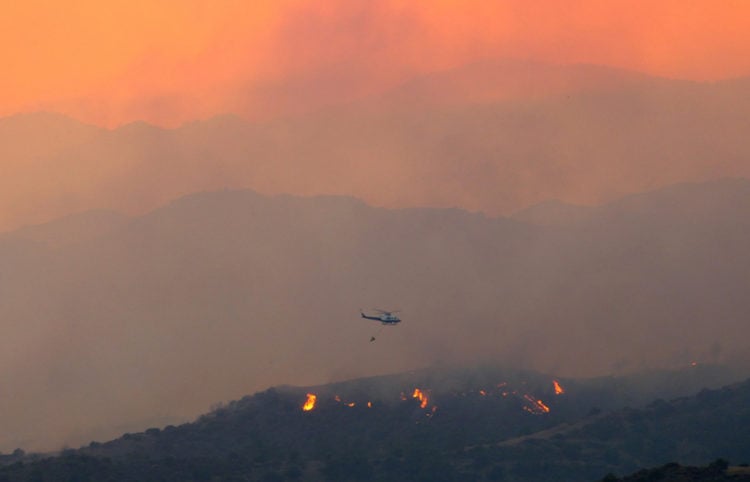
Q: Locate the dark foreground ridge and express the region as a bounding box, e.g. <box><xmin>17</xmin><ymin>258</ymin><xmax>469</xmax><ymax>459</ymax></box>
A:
<box><xmin>601</xmin><ymin>460</ymin><xmax>750</xmax><ymax>481</ymax></box>
<box><xmin>1</xmin><ymin>364</ymin><xmax>749</xmax><ymax>481</ymax></box>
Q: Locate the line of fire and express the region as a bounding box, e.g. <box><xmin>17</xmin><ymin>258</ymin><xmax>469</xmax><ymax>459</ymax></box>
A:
<box><xmin>299</xmin><ymin>379</ymin><xmax>566</xmax><ymax>416</ymax></box>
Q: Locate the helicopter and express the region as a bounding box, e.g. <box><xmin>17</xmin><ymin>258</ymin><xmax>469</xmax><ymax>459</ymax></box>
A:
<box><xmin>360</xmin><ymin>309</ymin><xmax>401</xmax><ymax>325</ymax></box>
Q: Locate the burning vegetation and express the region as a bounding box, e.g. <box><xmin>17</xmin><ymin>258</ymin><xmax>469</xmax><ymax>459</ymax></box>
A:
<box><xmin>301</xmin><ymin>378</ymin><xmax>564</xmax><ymax>416</ymax></box>
<box><xmin>553</xmin><ymin>380</ymin><xmax>565</xmax><ymax>395</ymax></box>
<box><xmin>303</xmin><ymin>392</ymin><xmax>376</xmax><ymax>411</ymax></box>
<box><xmin>302</xmin><ymin>393</ymin><xmax>317</xmax><ymax>411</ymax></box>
<box><xmin>522</xmin><ymin>394</ymin><xmax>551</xmax><ymax>414</ymax></box>
<box><xmin>412</xmin><ymin>388</ymin><xmax>429</xmax><ymax>409</ymax></box>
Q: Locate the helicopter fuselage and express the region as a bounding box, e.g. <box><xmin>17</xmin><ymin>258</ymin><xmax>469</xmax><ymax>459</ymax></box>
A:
<box><xmin>361</xmin><ymin>313</ymin><xmax>401</xmax><ymax>325</ymax></box>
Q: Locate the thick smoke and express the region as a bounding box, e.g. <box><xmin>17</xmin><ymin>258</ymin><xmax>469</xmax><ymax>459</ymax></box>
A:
<box><xmin>2</xmin><ymin>69</ymin><xmax>750</xmax><ymax>232</ymax></box>
<box><xmin>1</xmin><ymin>180</ymin><xmax>750</xmax><ymax>451</ymax></box>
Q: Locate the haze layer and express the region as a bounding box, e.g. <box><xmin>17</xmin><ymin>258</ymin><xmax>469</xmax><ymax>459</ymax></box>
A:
<box><xmin>2</xmin><ymin>180</ymin><xmax>750</xmax><ymax>451</ymax></box>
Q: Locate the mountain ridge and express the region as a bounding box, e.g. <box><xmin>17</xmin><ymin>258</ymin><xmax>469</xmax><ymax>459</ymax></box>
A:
<box><xmin>2</xmin><ymin>60</ymin><xmax>750</xmax><ymax>230</ymax></box>
<box><xmin>2</xmin><ymin>364</ymin><xmax>748</xmax><ymax>481</ymax></box>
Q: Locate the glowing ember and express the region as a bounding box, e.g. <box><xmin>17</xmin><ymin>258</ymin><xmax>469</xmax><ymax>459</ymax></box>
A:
<box><xmin>479</xmin><ymin>390</ymin><xmax>487</xmax><ymax>396</ymax></box>
<box><xmin>535</xmin><ymin>399</ymin><xmax>550</xmax><ymax>413</ymax></box>
<box><xmin>302</xmin><ymin>393</ymin><xmax>317</xmax><ymax>411</ymax></box>
<box><xmin>367</xmin><ymin>401</ymin><xmax>372</xmax><ymax>408</ymax></box>
<box><xmin>522</xmin><ymin>394</ymin><xmax>550</xmax><ymax>414</ymax></box>
<box><xmin>346</xmin><ymin>402</ymin><xmax>355</xmax><ymax>407</ymax></box>
<box><xmin>412</xmin><ymin>388</ymin><xmax>429</xmax><ymax>409</ymax></box>
<box><xmin>553</xmin><ymin>380</ymin><xmax>565</xmax><ymax>395</ymax></box>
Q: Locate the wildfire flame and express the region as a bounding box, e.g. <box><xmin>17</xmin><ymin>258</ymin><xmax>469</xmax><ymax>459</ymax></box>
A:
<box><xmin>302</xmin><ymin>393</ymin><xmax>317</xmax><ymax>411</ymax></box>
<box><xmin>300</xmin><ymin>380</ymin><xmax>560</xmax><ymax>417</ymax></box>
<box><xmin>535</xmin><ymin>399</ymin><xmax>550</xmax><ymax>413</ymax></box>
<box><xmin>553</xmin><ymin>380</ymin><xmax>565</xmax><ymax>395</ymax></box>
<box><xmin>412</xmin><ymin>388</ymin><xmax>429</xmax><ymax>409</ymax></box>
<box><xmin>522</xmin><ymin>394</ymin><xmax>550</xmax><ymax>414</ymax></box>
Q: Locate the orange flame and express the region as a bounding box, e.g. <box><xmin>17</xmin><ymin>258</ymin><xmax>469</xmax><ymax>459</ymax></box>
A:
<box><xmin>553</xmin><ymin>380</ymin><xmax>565</xmax><ymax>395</ymax></box>
<box><xmin>302</xmin><ymin>393</ymin><xmax>317</xmax><ymax>411</ymax></box>
<box><xmin>367</xmin><ymin>401</ymin><xmax>372</xmax><ymax>408</ymax></box>
<box><xmin>412</xmin><ymin>388</ymin><xmax>429</xmax><ymax>409</ymax></box>
<box><xmin>346</xmin><ymin>402</ymin><xmax>356</xmax><ymax>407</ymax></box>
<box><xmin>522</xmin><ymin>394</ymin><xmax>550</xmax><ymax>414</ymax></box>
<box><xmin>479</xmin><ymin>390</ymin><xmax>487</xmax><ymax>396</ymax></box>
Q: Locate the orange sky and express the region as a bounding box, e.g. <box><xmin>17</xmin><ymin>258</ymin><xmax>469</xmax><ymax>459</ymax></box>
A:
<box><xmin>3</xmin><ymin>0</ymin><xmax>750</xmax><ymax>127</ymax></box>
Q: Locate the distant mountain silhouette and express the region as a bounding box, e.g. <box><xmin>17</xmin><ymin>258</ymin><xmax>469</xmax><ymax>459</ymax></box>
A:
<box><xmin>3</xmin><ymin>210</ymin><xmax>128</xmax><ymax>248</ymax></box>
<box><xmin>511</xmin><ymin>199</ymin><xmax>595</xmax><ymax>226</ymax></box>
<box><xmin>2</xmin><ymin>61</ymin><xmax>750</xmax><ymax>230</ymax></box>
<box><xmin>1</xmin><ymin>179</ymin><xmax>750</xmax><ymax>452</ymax></box>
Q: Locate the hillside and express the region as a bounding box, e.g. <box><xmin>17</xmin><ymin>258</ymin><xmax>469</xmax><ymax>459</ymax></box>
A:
<box><xmin>73</xmin><ymin>364</ymin><xmax>749</xmax><ymax>462</ymax></box>
<box><xmin>486</xmin><ymin>379</ymin><xmax>750</xmax><ymax>481</ymax></box>
<box><xmin>602</xmin><ymin>461</ymin><xmax>750</xmax><ymax>482</ymax></box>
<box><xmin>1</xmin><ymin>366</ymin><xmax>749</xmax><ymax>481</ymax></box>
